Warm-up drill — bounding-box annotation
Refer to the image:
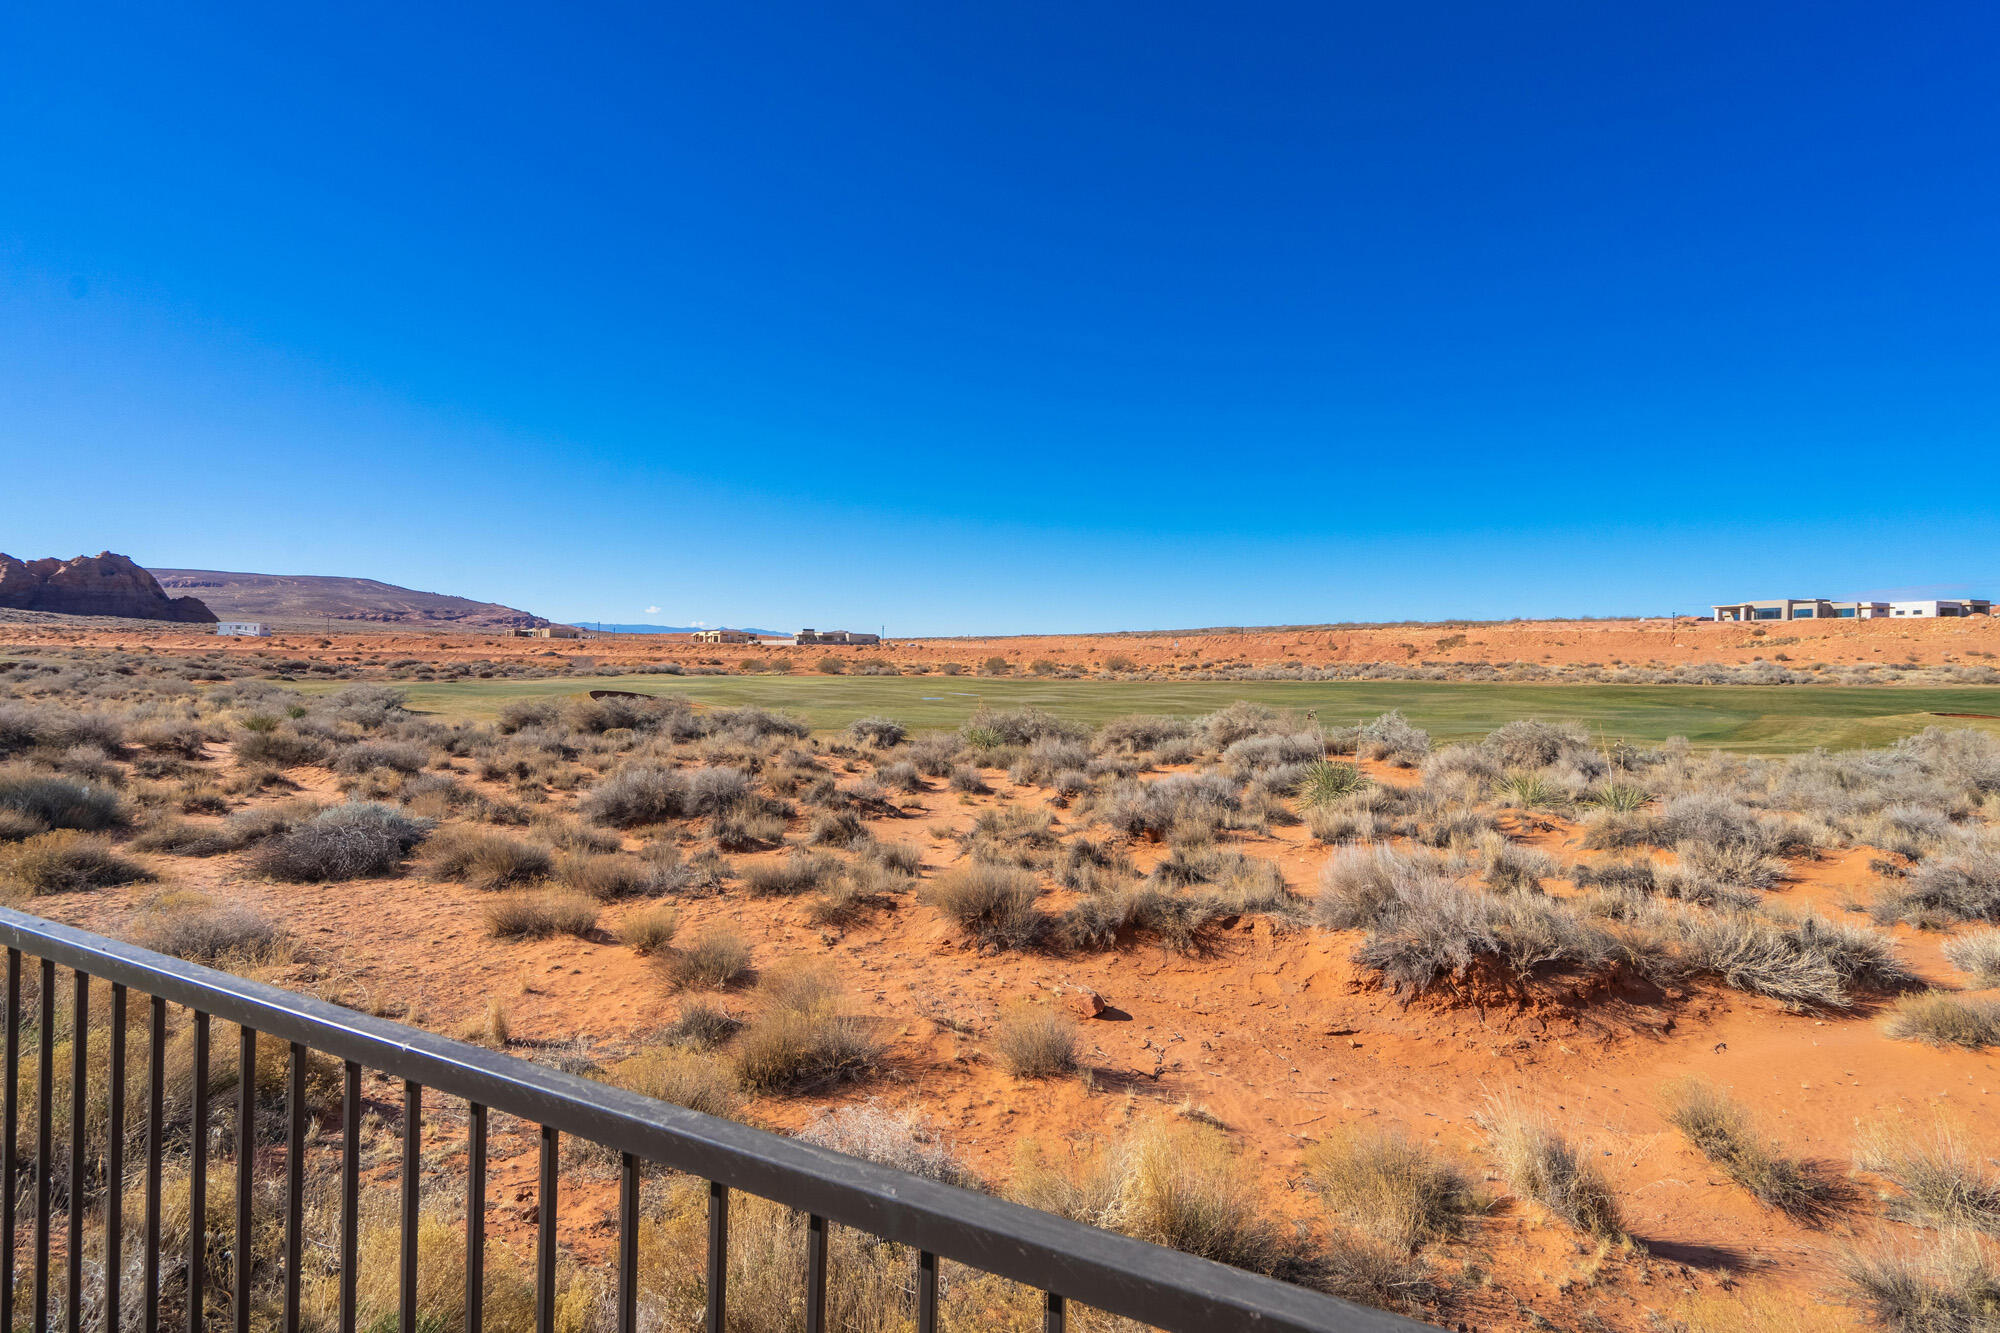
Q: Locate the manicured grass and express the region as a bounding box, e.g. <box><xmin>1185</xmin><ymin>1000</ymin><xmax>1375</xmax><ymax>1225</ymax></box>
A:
<box><xmin>277</xmin><ymin>675</ymin><xmax>2000</xmax><ymax>754</ymax></box>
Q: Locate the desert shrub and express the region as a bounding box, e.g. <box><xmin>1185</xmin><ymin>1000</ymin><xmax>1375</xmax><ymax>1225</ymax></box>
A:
<box><xmin>129</xmin><ymin>892</ymin><xmax>284</xmax><ymax>963</ymax></box>
<box><xmin>1663</xmin><ymin>907</ymin><xmax>1913</xmax><ymax>1010</ymax></box>
<box><xmin>1586</xmin><ymin>782</ymin><xmax>1653</xmax><ymax>813</ymax></box>
<box><xmin>1304</xmin><ymin>1126</ymin><xmax>1477</xmax><ymax>1251</ymax></box>
<box><xmin>963</xmin><ymin>707</ymin><xmax>1086</xmax><ymax>748</ymax></box>
<box><xmin>1654</xmin><ymin>793</ymin><xmax>1774</xmax><ymax>853</ymax></box>
<box><xmin>666</xmin><ymin>929</ymin><xmax>752</xmax><ymax>990</ymax></box>
<box><xmin>1855</xmin><ymin>1116</ymin><xmax>2000</xmax><ymax>1235</ymax></box>
<box><xmin>946</xmin><ymin>765</ymin><xmax>990</xmax><ymax>794</ymax></box>
<box><xmin>1</xmin><ymin>831</ymin><xmax>150</xmax><ymax>894</ymax></box>
<box><xmin>606</xmin><ymin>1047</ymin><xmax>741</xmax><ymax>1118</ymax></box>
<box><xmin>1486</xmin><ymin>719</ymin><xmax>1593</xmax><ymax>769</ymax></box>
<box><xmin>663</xmin><ymin>1001</ymin><xmax>742</xmax><ymax>1051</ymax></box>
<box><xmin>877</xmin><ymin>760</ymin><xmax>923</xmax><ymax>793</ymax></box>
<box><xmin>805</xmin><ymin>808</ymin><xmax>866</xmax><ymax>847</ymax></box>
<box><xmin>421</xmin><ymin>826</ymin><xmax>551</xmax><ymax>889</ymax></box>
<box><xmin>685</xmin><ymin>766</ymin><xmax>753</xmax><ymax>816</ymax></box>
<box><xmin>1012</xmin><ymin>736</ymin><xmax>1092</xmax><ymax>787</ymax></box>
<box><xmin>553</xmin><ymin>851</ymin><xmax>653</xmax><ymax>900</ymax></box>
<box><xmin>579</xmin><ymin>765</ymin><xmax>688</xmax><ymax>827</ymax></box>
<box><xmin>1676</xmin><ymin>839</ymin><xmax>1787</xmax><ymax>892</ymax></box>
<box><xmin>710</xmin><ymin>798</ymin><xmax>786</xmax><ymax>851</ymax></box>
<box><xmin>484</xmin><ymin>889</ymin><xmax>599</xmax><ymax>940</ymax></box>
<box><xmin>847</xmin><ymin>716</ymin><xmax>906</xmax><ymax>748</ymax></box>
<box><xmin>1103</xmin><ymin>772</ymin><xmax>1238</xmax><ymax>840</ymax></box>
<box><xmin>1221</xmin><ymin>732</ymin><xmax>1321</xmax><ymax>777</ymax></box>
<box><xmin>1096</xmin><ymin>714</ymin><xmax>1193</xmax><ymax>753</ymax></box>
<box><xmin>1293</xmin><ymin>761</ymin><xmax>1369</xmax><ymax>809</ymax></box>
<box><xmin>924</xmin><ymin>862</ymin><xmax>1045</xmax><ymax>948</ymax></box>
<box><xmin>231</xmin><ymin>728</ymin><xmax>326</xmax><ymax>768</ymax></box>
<box><xmin>905</xmin><ymin>733</ymin><xmax>963</xmax><ymax>777</ymax></box>
<box><xmin>797</xmin><ymin>1104</ymin><xmax>974</xmax><ymax>1187</ymax></box>
<box><xmin>1480</xmin><ymin>836</ymin><xmax>1558</xmax><ymax>894</ymax></box>
<box><xmin>1479</xmin><ymin>1096</ymin><xmax>1623</xmax><ymax>1238</ymax></box>
<box><xmin>333</xmin><ymin>741</ymin><xmax>428</xmax><ymax>776</ymax></box>
<box><xmin>1660</xmin><ymin>1078</ymin><xmax>1833</xmax><ymax>1218</ymax></box>
<box><xmin>744</xmin><ymin>851</ymin><xmax>843</xmax><ymax>897</ymax></box>
<box><xmin>0</xmin><ymin>770</ymin><xmax>124</xmax><ymax>831</ymax></box>
<box><xmin>1874</xmin><ymin>848</ymin><xmax>2000</xmax><ymax>927</ymax></box>
<box><xmin>255</xmin><ymin>802</ymin><xmax>430</xmax><ymax>881</ymax></box>
<box><xmin>495</xmin><ymin>698</ymin><xmax>561</xmax><ymax>733</ymax></box>
<box><xmin>1883</xmin><ymin>992</ymin><xmax>2000</xmax><ymax>1050</ymax></box>
<box><xmin>619</xmin><ymin>903</ymin><xmax>681</xmax><ymax>954</ymax></box>
<box><xmin>1354</xmin><ymin>711</ymin><xmax>1430</xmax><ymax>767</ymax></box>
<box><xmin>1838</xmin><ymin>1233</ymin><xmax>2000</xmax><ymax>1333</ymax></box>
<box><xmin>994</xmin><ymin>1004</ymin><xmax>1078</xmax><ymax>1078</ymax></box>
<box><xmin>1944</xmin><ymin>928</ymin><xmax>2000</xmax><ymax>987</ymax></box>
<box><xmin>733</xmin><ymin>971</ymin><xmax>882</xmax><ymax>1094</ymax></box>
<box><xmin>816</xmin><ymin>655</ymin><xmax>846</xmax><ymax>675</ymax></box>
<box><xmin>1578</xmin><ymin>807</ymin><xmax>1655</xmax><ymax>850</ymax></box>
<box><xmin>0</xmin><ymin>809</ymin><xmax>44</xmax><ymax>843</ymax></box>
<box><xmin>131</xmin><ymin>719</ymin><xmax>211</xmax><ymax>758</ymax></box>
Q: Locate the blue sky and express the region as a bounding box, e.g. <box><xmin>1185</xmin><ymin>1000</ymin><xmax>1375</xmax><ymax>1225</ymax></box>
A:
<box><xmin>3</xmin><ymin>2</ymin><xmax>1997</xmax><ymax>633</ymax></box>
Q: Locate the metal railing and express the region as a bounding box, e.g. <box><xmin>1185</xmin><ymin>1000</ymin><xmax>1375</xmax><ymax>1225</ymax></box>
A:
<box><xmin>0</xmin><ymin>906</ymin><xmax>1431</xmax><ymax>1332</ymax></box>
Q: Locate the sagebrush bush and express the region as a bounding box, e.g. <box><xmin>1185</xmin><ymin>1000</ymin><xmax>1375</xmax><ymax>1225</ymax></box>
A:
<box><xmin>619</xmin><ymin>903</ymin><xmax>681</xmax><ymax>955</ymax></box>
<box><xmin>733</xmin><ymin>975</ymin><xmax>882</xmax><ymax>1094</ymax></box>
<box><xmin>255</xmin><ymin>802</ymin><xmax>430</xmax><ymax>882</ymax></box>
<box><xmin>744</xmin><ymin>851</ymin><xmax>842</xmax><ymax>897</ymax></box>
<box><xmin>924</xmin><ymin>862</ymin><xmax>1045</xmax><ymax>948</ymax></box>
<box><xmin>847</xmin><ymin>716</ymin><xmax>906</xmax><ymax>748</ymax></box>
<box><xmin>129</xmin><ymin>892</ymin><xmax>285</xmax><ymax>963</ymax></box>
<box><xmin>0</xmin><ymin>770</ymin><xmax>125</xmax><ymax>831</ymax></box>
<box><xmin>2</xmin><ymin>831</ymin><xmax>150</xmax><ymax>894</ymax></box>
<box><xmin>1883</xmin><ymin>992</ymin><xmax>2000</xmax><ymax>1050</ymax></box>
<box><xmin>484</xmin><ymin>889</ymin><xmax>599</xmax><ymax>940</ymax></box>
<box><xmin>1854</xmin><ymin>1116</ymin><xmax>2000</xmax><ymax>1234</ymax></box>
<box><xmin>1873</xmin><ymin>848</ymin><xmax>2000</xmax><ymax>927</ymax></box>
<box><xmin>798</xmin><ymin>1104</ymin><xmax>973</xmax><ymax>1187</ymax></box>
<box><xmin>1837</xmin><ymin>1233</ymin><xmax>2000</xmax><ymax>1333</ymax></box>
<box><xmin>1943</xmin><ymin>928</ymin><xmax>2000</xmax><ymax>987</ymax></box>
<box><xmin>579</xmin><ymin>765</ymin><xmax>688</xmax><ymax>827</ymax></box>
<box><xmin>666</xmin><ymin>929</ymin><xmax>752</xmax><ymax>990</ymax></box>
<box><xmin>421</xmin><ymin>826</ymin><xmax>551</xmax><ymax>889</ymax></box>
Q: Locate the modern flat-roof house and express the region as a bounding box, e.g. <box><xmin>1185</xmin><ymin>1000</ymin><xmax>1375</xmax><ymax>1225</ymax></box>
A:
<box><xmin>214</xmin><ymin>622</ymin><xmax>268</xmax><ymax>637</ymax></box>
<box><xmin>1886</xmin><ymin>599</ymin><xmax>1993</xmax><ymax>617</ymax></box>
<box><xmin>795</xmin><ymin>628</ymin><xmax>881</xmax><ymax>645</ymax></box>
<box><xmin>691</xmin><ymin>629</ymin><xmax>757</xmax><ymax>644</ymax></box>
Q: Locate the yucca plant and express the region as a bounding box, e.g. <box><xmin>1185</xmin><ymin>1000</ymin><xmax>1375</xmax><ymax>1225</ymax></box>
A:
<box><xmin>1294</xmin><ymin>760</ymin><xmax>1370</xmax><ymax>809</ymax></box>
<box><xmin>1496</xmin><ymin>772</ymin><xmax>1562</xmax><ymax>810</ymax></box>
<box><xmin>1588</xmin><ymin>783</ymin><xmax>1653</xmax><ymax>813</ymax></box>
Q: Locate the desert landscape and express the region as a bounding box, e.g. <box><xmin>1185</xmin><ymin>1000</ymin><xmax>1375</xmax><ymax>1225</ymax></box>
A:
<box><xmin>3</xmin><ymin>614</ymin><xmax>1997</xmax><ymax>1331</ymax></box>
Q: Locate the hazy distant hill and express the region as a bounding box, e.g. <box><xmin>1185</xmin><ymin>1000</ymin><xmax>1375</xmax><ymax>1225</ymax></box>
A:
<box><xmin>151</xmin><ymin>569</ymin><xmax>548</xmax><ymax>632</ymax></box>
<box><xmin>572</xmin><ymin>623</ymin><xmax>787</xmax><ymax>636</ymax></box>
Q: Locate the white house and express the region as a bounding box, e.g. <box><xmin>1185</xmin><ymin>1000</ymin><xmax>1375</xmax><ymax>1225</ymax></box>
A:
<box><xmin>1886</xmin><ymin>599</ymin><xmax>1993</xmax><ymax>618</ymax></box>
<box><xmin>215</xmin><ymin>622</ymin><xmax>269</xmax><ymax>637</ymax></box>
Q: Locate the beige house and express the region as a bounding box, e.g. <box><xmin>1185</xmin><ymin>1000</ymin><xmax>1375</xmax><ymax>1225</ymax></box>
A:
<box><xmin>692</xmin><ymin>629</ymin><xmax>757</xmax><ymax>644</ymax></box>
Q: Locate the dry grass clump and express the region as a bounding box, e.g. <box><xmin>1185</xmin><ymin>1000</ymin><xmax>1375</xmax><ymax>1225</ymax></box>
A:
<box><xmin>1854</xmin><ymin>1117</ymin><xmax>2000</xmax><ymax>1235</ymax></box>
<box><xmin>0</xmin><ymin>769</ymin><xmax>125</xmax><ymax>831</ymax></box>
<box><xmin>578</xmin><ymin>764</ymin><xmax>688</xmax><ymax>827</ymax></box>
<box><xmin>1647</xmin><ymin>904</ymin><xmax>1914</xmax><ymax>1010</ymax></box>
<box><xmin>483</xmin><ymin>889</ymin><xmax>599</xmax><ymax>940</ymax></box>
<box><xmin>606</xmin><ymin>1046</ymin><xmax>742</xmax><ymax>1118</ymax></box>
<box><xmin>255</xmin><ymin>802</ymin><xmax>430</xmax><ymax>882</ymax></box>
<box><xmin>128</xmin><ymin>891</ymin><xmax>286</xmax><ymax>964</ymax></box>
<box><xmin>733</xmin><ymin>967</ymin><xmax>882</xmax><ymax>1094</ymax></box>
<box><xmin>420</xmin><ymin>825</ymin><xmax>551</xmax><ymax>889</ymax></box>
<box><xmin>710</xmin><ymin>798</ymin><xmax>787</xmax><ymax>851</ymax></box>
<box><xmin>1659</xmin><ymin>1078</ymin><xmax>1835</xmax><ymax>1218</ymax></box>
<box><xmin>618</xmin><ymin>903</ymin><xmax>680</xmax><ymax>955</ymax></box>
<box><xmin>662</xmin><ymin>1000</ymin><xmax>741</xmax><ymax>1051</ymax></box>
<box><xmin>1944</xmin><ymin>928</ymin><xmax>2000</xmax><ymax>986</ymax></box>
<box><xmin>846</xmin><ymin>716</ymin><xmax>906</xmax><ymax>748</ymax></box>
<box><xmin>923</xmin><ymin>862</ymin><xmax>1046</xmax><ymax>949</ymax></box>
<box><xmin>1304</xmin><ymin>1126</ymin><xmax>1478</xmax><ymax>1252</ymax></box>
<box><xmin>2</xmin><ymin>830</ymin><xmax>151</xmax><ymax>894</ymax></box>
<box><xmin>947</xmin><ymin>764</ymin><xmax>991</xmax><ymax>794</ymax></box>
<box><xmin>798</xmin><ymin>1103</ymin><xmax>974</xmax><ymax>1187</ymax></box>
<box><xmin>665</xmin><ymin>928</ymin><xmax>752</xmax><ymax>990</ymax></box>
<box><xmin>1479</xmin><ymin>1095</ymin><xmax>1623</xmax><ymax>1239</ymax></box>
<box><xmin>1837</xmin><ymin>1232</ymin><xmax>2000</xmax><ymax>1333</ymax></box>
<box><xmin>1479</xmin><ymin>835</ymin><xmax>1559</xmax><ymax>894</ymax></box>
<box><xmin>744</xmin><ymin>850</ymin><xmax>842</xmax><ymax>897</ymax></box>
<box><xmin>994</xmin><ymin>1003</ymin><xmax>1078</xmax><ymax>1078</ymax></box>
<box><xmin>1874</xmin><ymin>848</ymin><xmax>2000</xmax><ymax>928</ymax></box>
<box><xmin>553</xmin><ymin>850</ymin><xmax>651</xmax><ymax>900</ymax></box>
<box><xmin>1883</xmin><ymin>991</ymin><xmax>2000</xmax><ymax>1050</ymax></box>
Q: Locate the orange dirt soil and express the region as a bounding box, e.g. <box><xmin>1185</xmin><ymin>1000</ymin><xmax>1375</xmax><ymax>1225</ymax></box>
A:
<box><xmin>25</xmin><ymin>732</ymin><xmax>2000</xmax><ymax>1332</ymax></box>
<box><xmin>11</xmin><ymin>614</ymin><xmax>2000</xmax><ymax>673</ymax></box>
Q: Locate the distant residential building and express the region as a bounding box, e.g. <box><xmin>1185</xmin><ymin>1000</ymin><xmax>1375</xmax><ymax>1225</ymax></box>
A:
<box><xmin>214</xmin><ymin>622</ymin><xmax>269</xmax><ymax>637</ymax></box>
<box><xmin>692</xmin><ymin>629</ymin><xmax>757</xmax><ymax>644</ymax></box>
<box><xmin>795</xmin><ymin>628</ymin><xmax>881</xmax><ymax>645</ymax></box>
<box><xmin>524</xmin><ymin>624</ymin><xmax>583</xmax><ymax>639</ymax></box>
<box><xmin>1712</xmin><ymin>597</ymin><xmax>1985</xmax><ymax>622</ymax></box>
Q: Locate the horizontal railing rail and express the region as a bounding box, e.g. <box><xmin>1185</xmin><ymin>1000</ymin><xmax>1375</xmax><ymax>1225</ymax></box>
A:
<box><xmin>0</xmin><ymin>905</ymin><xmax>1434</xmax><ymax>1332</ymax></box>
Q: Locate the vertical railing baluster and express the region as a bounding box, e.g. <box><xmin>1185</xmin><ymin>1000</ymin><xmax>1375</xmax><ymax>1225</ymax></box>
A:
<box><xmin>339</xmin><ymin>1062</ymin><xmax>359</xmax><ymax>1333</ymax></box>
<box><xmin>67</xmin><ymin>971</ymin><xmax>87</xmax><ymax>1333</ymax></box>
<box><xmin>704</xmin><ymin>1181</ymin><xmax>727</xmax><ymax>1333</ymax></box>
<box><xmin>35</xmin><ymin>956</ymin><xmax>54</xmax><ymax>1333</ymax></box>
<box><xmin>1044</xmin><ymin>1290</ymin><xmax>1066</xmax><ymax>1333</ymax></box>
<box><xmin>536</xmin><ymin>1126</ymin><xmax>557</xmax><ymax>1333</ymax></box>
<box><xmin>144</xmin><ymin>997</ymin><xmax>164</xmax><ymax>1333</ymax></box>
<box><xmin>187</xmin><ymin>1011</ymin><xmax>209</xmax><ymax>1333</ymax></box>
<box><xmin>400</xmin><ymin>1082</ymin><xmax>419</xmax><ymax>1333</ymax></box>
<box><xmin>107</xmin><ymin>984</ymin><xmax>126</xmax><ymax>1333</ymax></box>
<box><xmin>2</xmin><ymin>948</ymin><xmax>19</xmax><ymax>1333</ymax></box>
<box><xmin>616</xmin><ymin>1154</ymin><xmax>637</xmax><ymax>1333</ymax></box>
<box><xmin>283</xmin><ymin>1043</ymin><xmax>305</xmax><ymax>1333</ymax></box>
<box><xmin>804</xmin><ymin>1214</ymin><xmax>826</xmax><ymax>1333</ymax></box>
<box><xmin>917</xmin><ymin>1250</ymin><xmax>937</xmax><ymax>1333</ymax></box>
<box><xmin>235</xmin><ymin>1026</ymin><xmax>254</xmax><ymax>1333</ymax></box>
<box><xmin>466</xmin><ymin>1104</ymin><xmax>485</xmax><ymax>1333</ymax></box>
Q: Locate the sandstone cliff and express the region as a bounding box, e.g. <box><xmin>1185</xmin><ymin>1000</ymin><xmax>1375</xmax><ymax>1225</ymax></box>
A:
<box><xmin>0</xmin><ymin>552</ymin><xmax>218</xmax><ymax>622</ymax></box>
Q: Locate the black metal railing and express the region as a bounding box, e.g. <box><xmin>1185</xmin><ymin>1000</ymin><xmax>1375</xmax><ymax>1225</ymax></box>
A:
<box><xmin>0</xmin><ymin>906</ymin><xmax>1432</xmax><ymax>1332</ymax></box>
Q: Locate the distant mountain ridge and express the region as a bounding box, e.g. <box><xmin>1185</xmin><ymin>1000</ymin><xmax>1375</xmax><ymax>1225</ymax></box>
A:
<box><xmin>571</xmin><ymin>623</ymin><xmax>787</xmax><ymax>636</ymax></box>
<box><xmin>152</xmin><ymin>568</ymin><xmax>547</xmax><ymax>631</ymax></box>
<box><xmin>0</xmin><ymin>552</ymin><xmax>216</xmax><ymax>622</ymax></box>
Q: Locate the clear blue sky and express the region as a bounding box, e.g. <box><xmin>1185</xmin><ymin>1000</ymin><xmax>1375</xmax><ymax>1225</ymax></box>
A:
<box><xmin>4</xmin><ymin>3</ymin><xmax>1996</xmax><ymax>633</ymax></box>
